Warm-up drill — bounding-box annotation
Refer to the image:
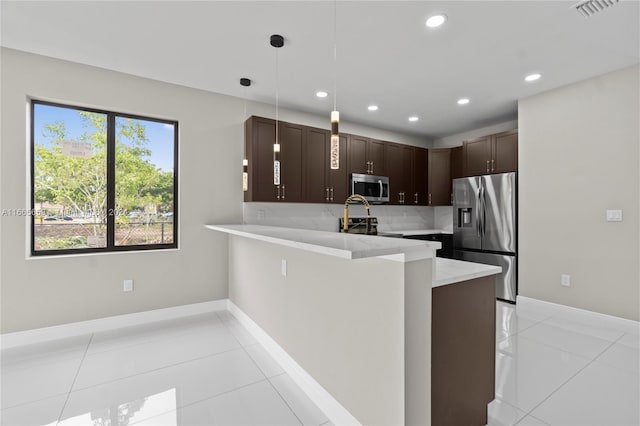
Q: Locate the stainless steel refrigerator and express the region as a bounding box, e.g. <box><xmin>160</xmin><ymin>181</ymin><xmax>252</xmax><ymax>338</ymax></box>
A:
<box><xmin>453</xmin><ymin>172</ymin><xmax>517</xmax><ymax>302</ymax></box>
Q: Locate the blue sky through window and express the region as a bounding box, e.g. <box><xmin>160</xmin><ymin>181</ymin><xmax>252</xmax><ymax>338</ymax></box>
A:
<box><xmin>34</xmin><ymin>103</ymin><xmax>175</xmax><ymax>172</ymax></box>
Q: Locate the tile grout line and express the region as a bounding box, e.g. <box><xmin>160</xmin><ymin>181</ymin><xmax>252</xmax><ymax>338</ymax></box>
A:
<box><xmin>56</xmin><ymin>333</ymin><xmax>94</xmax><ymax>424</ymax></box>
<box><xmin>518</xmin><ymin>335</ymin><xmax>620</xmax><ymax>421</ymax></box>
<box><xmin>69</xmin><ymin>345</ymin><xmax>243</xmax><ymax>393</ymax></box>
<box><xmin>217</xmin><ymin>310</ymin><xmax>314</xmax><ymax>425</ymax></box>
<box><xmin>128</xmin><ymin>377</ymin><xmax>270</xmax><ymax>425</ymax></box>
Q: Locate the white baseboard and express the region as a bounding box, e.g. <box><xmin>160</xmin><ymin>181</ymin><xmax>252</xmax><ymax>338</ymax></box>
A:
<box><xmin>1</xmin><ymin>299</ymin><xmax>228</xmax><ymax>350</ymax></box>
<box><xmin>517</xmin><ymin>296</ymin><xmax>640</xmax><ymax>335</ymax></box>
<box><xmin>227</xmin><ymin>301</ymin><xmax>361</xmax><ymax>426</ymax></box>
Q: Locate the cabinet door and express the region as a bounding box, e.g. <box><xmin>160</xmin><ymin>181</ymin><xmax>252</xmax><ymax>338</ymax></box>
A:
<box><xmin>491</xmin><ymin>130</ymin><xmax>518</xmax><ymax>174</ymax></box>
<box><xmin>327</xmin><ymin>133</ymin><xmax>349</xmax><ymax>203</ymax></box>
<box><xmin>368</xmin><ymin>139</ymin><xmax>386</xmax><ymax>176</ymax></box>
<box><xmin>384</xmin><ymin>143</ymin><xmax>403</xmax><ymax>204</ymax></box>
<box><xmin>401</xmin><ymin>145</ymin><xmax>414</xmax><ymax>204</ymax></box>
<box><xmin>413</xmin><ymin>148</ymin><xmax>428</xmax><ymax>205</ymax></box>
<box><xmin>279</xmin><ymin>122</ymin><xmax>304</xmax><ymax>202</ymax></box>
<box><xmin>304</xmin><ymin>127</ymin><xmax>328</xmax><ymax>203</ymax></box>
<box><xmin>463</xmin><ymin>136</ymin><xmax>491</xmax><ymax>176</ymax></box>
<box><xmin>450</xmin><ymin>146</ymin><xmax>464</xmax><ymax>180</ymax></box>
<box><xmin>348</xmin><ymin>135</ymin><xmax>369</xmax><ymax>175</ymax></box>
<box><xmin>245</xmin><ymin>117</ymin><xmax>278</xmax><ymax>202</ymax></box>
<box><xmin>428</xmin><ymin>148</ymin><xmax>452</xmax><ymax>206</ymax></box>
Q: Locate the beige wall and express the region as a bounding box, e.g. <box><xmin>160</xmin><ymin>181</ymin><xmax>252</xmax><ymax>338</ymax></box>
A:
<box><xmin>0</xmin><ymin>48</ymin><xmax>427</xmax><ymax>333</ymax></box>
<box><xmin>518</xmin><ymin>65</ymin><xmax>639</xmax><ymax>321</ymax></box>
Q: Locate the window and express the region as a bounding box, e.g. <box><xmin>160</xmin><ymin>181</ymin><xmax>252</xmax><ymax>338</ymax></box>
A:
<box><xmin>31</xmin><ymin>100</ymin><xmax>178</xmax><ymax>255</ymax></box>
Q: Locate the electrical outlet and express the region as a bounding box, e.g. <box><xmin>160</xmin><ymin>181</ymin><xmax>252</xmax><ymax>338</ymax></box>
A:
<box><xmin>561</xmin><ymin>274</ymin><xmax>571</xmax><ymax>287</ymax></box>
<box><xmin>606</xmin><ymin>209</ymin><xmax>623</xmax><ymax>222</ymax></box>
<box><xmin>123</xmin><ymin>279</ymin><xmax>134</xmax><ymax>292</ymax></box>
<box><xmin>281</xmin><ymin>259</ymin><xmax>287</xmax><ymax>277</ymax></box>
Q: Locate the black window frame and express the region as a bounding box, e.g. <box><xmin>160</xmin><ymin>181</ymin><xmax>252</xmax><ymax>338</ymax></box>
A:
<box><xmin>30</xmin><ymin>100</ymin><xmax>179</xmax><ymax>256</ymax></box>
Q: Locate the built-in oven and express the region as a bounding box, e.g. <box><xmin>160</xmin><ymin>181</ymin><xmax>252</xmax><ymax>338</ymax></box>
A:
<box><xmin>350</xmin><ymin>173</ymin><xmax>389</xmax><ymax>204</ymax></box>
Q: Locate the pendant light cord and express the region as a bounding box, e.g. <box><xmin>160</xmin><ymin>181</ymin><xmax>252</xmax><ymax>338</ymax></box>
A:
<box><xmin>275</xmin><ymin>47</ymin><xmax>279</xmax><ymax>149</ymax></box>
<box><xmin>333</xmin><ymin>0</ymin><xmax>337</xmax><ymax>112</ymax></box>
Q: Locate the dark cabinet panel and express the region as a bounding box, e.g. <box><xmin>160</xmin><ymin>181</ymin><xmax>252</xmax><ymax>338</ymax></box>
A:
<box><xmin>244</xmin><ymin>117</ymin><xmax>277</xmax><ymax>202</ymax></box>
<box><xmin>464</xmin><ymin>136</ymin><xmax>492</xmax><ymax>176</ymax></box>
<box><xmin>451</xmin><ymin>146</ymin><xmax>464</xmax><ymax>180</ymax></box>
<box><xmin>368</xmin><ymin>139</ymin><xmax>386</xmax><ymax>176</ymax></box>
<box><xmin>385</xmin><ymin>143</ymin><xmax>402</xmax><ymax>204</ymax></box>
<box><xmin>463</xmin><ymin>130</ymin><xmax>518</xmax><ymax>176</ymax></box>
<box><xmin>279</xmin><ymin>122</ymin><xmax>304</xmax><ymax>202</ymax></box>
<box><xmin>304</xmin><ymin>127</ymin><xmax>329</xmax><ymax>203</ymax></box>
<box><xmin>413</xmin><ymin>148</ymin><xmax>428</xmax><ymax>205</ymax></box>
<box><xmin>428</xmin><ymin>148</ymin><xmax>452</xmax><ymax>206</ymax></box>
<box><xmin>492</xmin><ymin>130</ymin><xmax>518</xmax><ymax>173</ymax></box>
<box><xmin>348</xmin><ymin>135</ymin><xmax>369</xmax><ymax>175</ymax></box>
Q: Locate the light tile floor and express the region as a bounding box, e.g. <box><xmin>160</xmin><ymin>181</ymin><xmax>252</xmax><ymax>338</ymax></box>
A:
<box><xmin>1</xmin><ymin>302</ymin><xmax>638</xmax><ymax>425</ymax></box>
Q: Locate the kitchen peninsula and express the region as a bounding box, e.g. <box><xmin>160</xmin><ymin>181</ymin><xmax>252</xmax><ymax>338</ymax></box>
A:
<box><xmin>207</xmin><ymin>224</ymin><xmax>500</xmax><ymax>426</ymax></box>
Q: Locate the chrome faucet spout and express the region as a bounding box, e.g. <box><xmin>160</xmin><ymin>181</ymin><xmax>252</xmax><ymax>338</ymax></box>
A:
<box><xmin>343</xmin><ymin>194</ymin><xmax>371</xmax><ymax>232</ymax></box>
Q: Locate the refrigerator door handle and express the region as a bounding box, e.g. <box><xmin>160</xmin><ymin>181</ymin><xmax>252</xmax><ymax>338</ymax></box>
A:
<box><xmin>476</xmin><ymin>183</ymin><xmax>482</xmax><ymax>237</ymax></box>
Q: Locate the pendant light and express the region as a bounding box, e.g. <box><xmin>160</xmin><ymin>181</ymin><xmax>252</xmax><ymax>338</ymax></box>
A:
<box><xmin>329</xmin><ymin>0</ymin><xmax>340</xmax><ymax>170</ymax></box>
<box><xmin>271</xmin><ymin>34</ymin><xmax>284</xmax><ymax>185</ymax></box>
<box><xmin>240</xmin><ymin>77</ymin><xmax>251</xmax><ymax>192</ymax></box>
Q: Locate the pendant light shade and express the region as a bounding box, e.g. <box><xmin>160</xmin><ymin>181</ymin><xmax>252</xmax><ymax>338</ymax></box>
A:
<box><xmin>330</xmin><ymin>111</ymin><xmax>340</xmax><ymax>170</ymax></box>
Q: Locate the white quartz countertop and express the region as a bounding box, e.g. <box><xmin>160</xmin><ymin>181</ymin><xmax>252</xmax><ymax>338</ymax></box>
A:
<box><xmin>206</xmin><ymin>224</ymin><xmax>439</xmax><ymax>261</ymax></box>
<box><xmin>434</xmin><ymin>258</ymin><xmax>502</xmax><ymax>287</ymax></box>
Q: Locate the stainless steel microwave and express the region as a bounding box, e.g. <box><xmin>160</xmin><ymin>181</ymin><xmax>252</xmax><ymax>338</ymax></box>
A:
<box><xmin>350</xmin><ymin>173</ymin><xmax>389</xmax><ymax>204</ymax></box>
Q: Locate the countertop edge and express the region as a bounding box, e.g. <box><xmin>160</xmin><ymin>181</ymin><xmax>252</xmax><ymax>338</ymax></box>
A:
<box><xmin>206</xmin><ymin>224</ymin><xmax>438</xmax><ymax>262</ymax></box>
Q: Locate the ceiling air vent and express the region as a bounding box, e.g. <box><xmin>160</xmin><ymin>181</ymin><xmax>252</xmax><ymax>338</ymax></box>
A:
<box><xmin>574</xmin><ymin>0</ymin><xmax>619</xmax><ymax>17</ymax></box>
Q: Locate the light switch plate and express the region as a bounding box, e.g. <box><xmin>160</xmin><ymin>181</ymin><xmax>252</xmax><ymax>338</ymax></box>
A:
<box><xmin>123</xmin><ymin>279</ymin><xmax>134</xmax><ymax>292</ymax></box>
<box><xmin>606</xmin><ymin>209</ymin><xmax>623</xmax><ymax>222</ymax></box>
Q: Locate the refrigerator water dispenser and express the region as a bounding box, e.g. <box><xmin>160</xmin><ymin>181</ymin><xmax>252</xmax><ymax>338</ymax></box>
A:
<box><xmin>458</xmin><ymin>208</ymin><xmax>473</xmax><ymax>227</ymax></box>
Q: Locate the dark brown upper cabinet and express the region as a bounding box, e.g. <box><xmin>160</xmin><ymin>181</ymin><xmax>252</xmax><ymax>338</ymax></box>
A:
<box><xmin>303</xmin><ymin>126</ymin><xmax>348</xmax><ymax>204</ymax></box>
<box><xmin>428</xmin><ymin>148</ymin><xmax>452</xmax><ymax>206</ymax></box>
<box><xmin>450</xmin><ymin>146</ymin><xmax>464</xmax><ymax>180</ymax></box>
<box><xmin>413</xmin><ymin>148</ymin><xmax>428</xmax><ymax>206</ymax></box>
<box><xmin>348</xmin><ymin>136</ymin><xmax>385</xmax><ymax>176</ymax></box>
<box><xmin>492</xmin><ymin>130</ymin><xmax>518</xmax><ymax>174</ymax></box>
<box><xmin>385</xmin><ymin>143</ymin><xmax>414</xmax><ymax>205</ymax></box>
<box><xmin>463</xmin><ymin>130</ymin><xmax>518</xmax><ymax>176</ymax></box>
<box><xmin>244</xmin><ymin>117</ymin><xmax>303</xmax><ymax>202</ymax></box>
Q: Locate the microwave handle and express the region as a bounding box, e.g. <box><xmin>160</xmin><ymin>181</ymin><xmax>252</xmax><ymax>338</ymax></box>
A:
<box><xmin>378</xmin><ymin>179</ymin><xmax>383</xmax><ymax>201</ymax></box>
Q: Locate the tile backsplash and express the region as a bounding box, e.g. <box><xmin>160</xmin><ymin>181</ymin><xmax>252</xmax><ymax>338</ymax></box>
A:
<box><xmin>243</xmin><ymin>203</ymin><xmax>454</xmax><ymax>233</ymax></box>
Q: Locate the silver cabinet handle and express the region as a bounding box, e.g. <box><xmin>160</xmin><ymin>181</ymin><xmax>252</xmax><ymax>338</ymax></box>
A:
<box><xmin>330</xmin><ymin>187</ymin><xmax>334</xmax><ymax>201</ymax></box>
<box><xmin>428</xmin><ymin>193</ymin><xmax>432</xmax><ymax>205</ymax></box>
<box><xmin>415</xmin><ymin>193</ymin><xmax>418</xmax><ymax>204</ymax></box>
<box><xmin>371</xmin><ymin>161</ymin><xmax>374</xmax><ymax>174</ymax></box>
<box><xmin>276</xmin><ymin>185</ymin><xmax>281</xmax><ymax>200</ymax></box>
<box><xmin>282</xmin><ymin>185</ymin><xmax>285</xmax><ymax>200</ymax></box>
<box><xmin>325</xmin><ymin>188</ymin><xmax>329</xmax><ymax>201</ymax></box>
<box><xmin>486</xmin><ymin>160</ymin><xmax>490</xmax><ymax>173</ymax></box>
<box><xmin>366</xmin><ymin>161</ymin><xmax>371</xmax><ymax>174</ymax></box>
<box><xmin>492</xmin><ymin>159</ymin><xmax>495</xmax><ymax>171</ymax></box>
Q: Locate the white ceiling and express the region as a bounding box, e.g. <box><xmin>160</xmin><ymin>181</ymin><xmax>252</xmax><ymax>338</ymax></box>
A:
<box><xmin>2</xmin><ymin>1</ymin><xmax>638</xmax><ymax>139</ymax></box>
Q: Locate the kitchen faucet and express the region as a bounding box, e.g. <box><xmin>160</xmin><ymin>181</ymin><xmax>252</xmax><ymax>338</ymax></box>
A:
<box><xmin>342</xmin><ymin>194</ymin><xmax>372</xmax><ymax>232</ymax></box>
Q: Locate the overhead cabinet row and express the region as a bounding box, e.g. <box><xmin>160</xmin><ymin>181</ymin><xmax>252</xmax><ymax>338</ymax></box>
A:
<box><xmin>244</xmin><ymin>116</ymin><xmax>517</xmax><ymax>206</ymax></box>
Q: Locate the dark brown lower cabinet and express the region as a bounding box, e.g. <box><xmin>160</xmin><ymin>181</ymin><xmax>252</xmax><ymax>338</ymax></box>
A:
<box><xmin>432</xmin><ymin>276</ymin><xmax>496</xmax><ymax>426</ymax></box>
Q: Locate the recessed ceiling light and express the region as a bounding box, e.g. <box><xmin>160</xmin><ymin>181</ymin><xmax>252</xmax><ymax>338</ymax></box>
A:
<box><xmin>457</xmin><ymin>98</ymin><xmax>470</xmax><ymax>105</ymax></box>
<box><xmin>408</xmin><ymin>116</ymin><xmax>419</xmax><ymax>122</ymax></box>
<box><xmin>368</xmin><ymin>105</ymin><xmax>379</xmax><ymax>111</ymax></box>
<box><xmin>524</xmin><ymin>73</ymin><xmax>541</xmax><ymax>82</ymax></box>
<box><xmin>426</xmin><ymin>14</ymin><xmax>447</xmax><ymax>28</ymax></box>
<box><xmin>316</xmin><ymin>91</ymin><xmax>328</xmax><ymax>98</ymax></box>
